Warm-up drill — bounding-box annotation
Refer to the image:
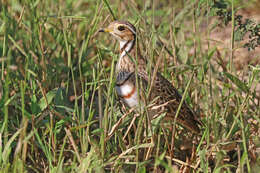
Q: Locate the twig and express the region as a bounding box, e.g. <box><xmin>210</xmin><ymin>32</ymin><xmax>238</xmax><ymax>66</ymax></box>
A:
<box><xmin>106</xmin><ymin>108</ymin><xmax>135</xmax><ymax>142</ymax></box>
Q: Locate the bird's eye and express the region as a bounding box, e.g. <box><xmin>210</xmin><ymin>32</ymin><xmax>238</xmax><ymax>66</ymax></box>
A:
<box><xmin>117</xmin><ymin>25</ymin><xmax>125</xmax><ymax>31</ymax></box>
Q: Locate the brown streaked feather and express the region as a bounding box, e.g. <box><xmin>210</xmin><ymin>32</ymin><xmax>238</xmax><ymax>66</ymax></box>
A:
<box><xmin>135</xmin><ymin>70</ymin><xmax>201</xmax><ymax>134</ymax></box>
<box><xmin>116</xmin><ymin>42</ymin><xmax>147</xmax><ymax>74</ymax></box>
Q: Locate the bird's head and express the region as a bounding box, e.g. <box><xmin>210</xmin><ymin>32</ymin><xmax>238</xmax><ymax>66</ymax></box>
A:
<box><xmin>99</xmin><ymin>21</ymin><xmax>136</xmax><ymax>42</ymax></box>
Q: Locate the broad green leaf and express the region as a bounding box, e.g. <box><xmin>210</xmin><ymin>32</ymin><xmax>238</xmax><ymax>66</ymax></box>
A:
<box><xmin>38</xmin><ymin>89</ymin><xmax>57</xmax><ymax>111</ymax></box>
<box><xmin>2</xmin><ymin>128</ymin><xmax>22</xmax><ymax>163</ymax></box>
<box><xmin>137</xmin><ymin>166</ymin><xmax>146</xmax><ymax>173</ymax></box>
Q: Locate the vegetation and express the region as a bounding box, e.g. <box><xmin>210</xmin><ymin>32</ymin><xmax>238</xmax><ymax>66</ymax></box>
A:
<box><xmin>0</xmin><ymin>0</ymin><xmax>259</xmax><ymax>172</ymax></box>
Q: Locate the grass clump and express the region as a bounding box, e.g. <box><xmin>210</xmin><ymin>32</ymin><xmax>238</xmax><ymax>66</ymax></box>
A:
<box><xmin>0</xmin><ymin>0</ymin><xmax>259</xmax><ymax>172</ymax></box>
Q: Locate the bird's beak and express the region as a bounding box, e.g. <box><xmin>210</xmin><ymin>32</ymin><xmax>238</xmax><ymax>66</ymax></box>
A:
<box><xmin>98</xmin><ymin>28</ymin><xmax>111</xmax><ymax>33</ymax></box>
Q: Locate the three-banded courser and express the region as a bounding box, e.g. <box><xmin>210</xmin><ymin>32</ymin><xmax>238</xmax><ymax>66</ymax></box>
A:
<box><xmin>99</xmin><ymin>21</ymin><xmax>201</xmax><ymax>134</ymax></box>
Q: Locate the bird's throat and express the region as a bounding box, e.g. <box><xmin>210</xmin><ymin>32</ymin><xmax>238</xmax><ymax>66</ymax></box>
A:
<box><xmin>119</xmin><ymin>39</ymin><xmax>135</xmax><ymax>57</ymax></box>
<box><xmin>116</xmin><ymin>39</ymin><xmax>136</xmax><ymax>73</ymax></box>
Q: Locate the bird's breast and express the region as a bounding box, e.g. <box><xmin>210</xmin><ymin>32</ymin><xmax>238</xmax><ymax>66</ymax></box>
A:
<box><xmin>115</xmin><ymin>83</ymin><xmax>139</xmax><ymax>108</ymax></box>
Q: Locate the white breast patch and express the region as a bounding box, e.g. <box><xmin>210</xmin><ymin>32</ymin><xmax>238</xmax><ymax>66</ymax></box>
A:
<box><xmin>115</xmin><ymin>84</ymin><xmax>139</xmax><ymax>108</ymax></box>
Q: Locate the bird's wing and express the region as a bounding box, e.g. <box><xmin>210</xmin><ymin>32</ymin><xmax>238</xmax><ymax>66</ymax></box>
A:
<box><xmin>138</xmin><ymin>70</ymin><xmax>201</xmax><ymax>134</ymax></box>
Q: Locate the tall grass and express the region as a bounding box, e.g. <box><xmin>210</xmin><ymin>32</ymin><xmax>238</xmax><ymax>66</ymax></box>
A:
<box><xmin>0</xmin><ymin>0</ymin><xmax>259</xmax><ymax>172</ymax></box>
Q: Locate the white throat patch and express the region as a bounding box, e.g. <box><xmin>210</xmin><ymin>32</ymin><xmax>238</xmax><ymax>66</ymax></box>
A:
<box><xmin>119</xmin><ymin>40</ymin><xmax>134</xmax><ymax>58</ymax></box>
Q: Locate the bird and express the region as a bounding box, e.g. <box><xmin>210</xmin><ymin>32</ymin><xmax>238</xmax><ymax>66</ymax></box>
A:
<box><xmin>99</xmin><ymin>21</ymin><xmax>201</xmax><ymax>134</ymax></box>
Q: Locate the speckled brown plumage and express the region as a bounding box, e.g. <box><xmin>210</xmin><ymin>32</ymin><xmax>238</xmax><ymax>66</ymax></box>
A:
<box><xmin>99</xmin><ymin>21</ymin><xmax>201</xmax><ymax>134</ymax></box>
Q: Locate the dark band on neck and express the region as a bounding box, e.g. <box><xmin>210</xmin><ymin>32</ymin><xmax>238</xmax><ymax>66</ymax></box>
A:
<box><xmin>120</xmin><ymin>34</ymin><xmax>136</xmax><ymax>54</ymax></box>
<box><xmin>116</xmin><ymin>71</ymin><xmax>135</xmax><ymax>86</ymax></box>
<box><xmin>120</xmin><ymin>40</ymin><xmax>130</xmax><ymax>53</ymax></box>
